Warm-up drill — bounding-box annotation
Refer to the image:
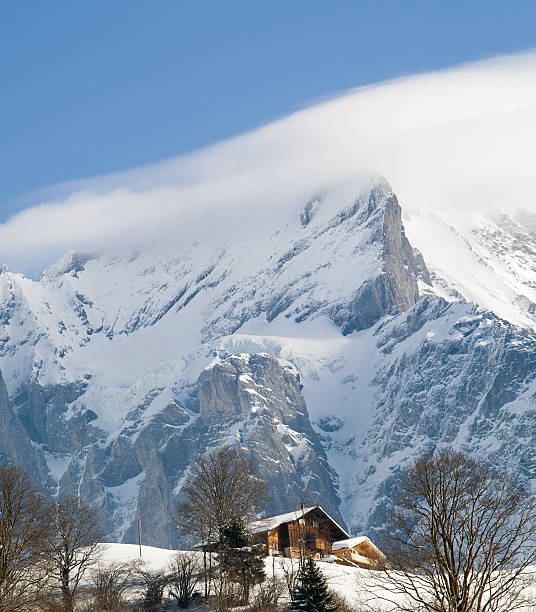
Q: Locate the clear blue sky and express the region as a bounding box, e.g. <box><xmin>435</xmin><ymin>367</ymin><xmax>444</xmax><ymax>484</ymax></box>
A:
<box><xmin>2</xmin><ymin>1</ymin><xmax>536</xmax><ymax>219</ymax></box>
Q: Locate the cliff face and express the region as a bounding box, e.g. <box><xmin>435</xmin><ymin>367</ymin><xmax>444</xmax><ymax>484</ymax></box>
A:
<box><xmin>196</xmin><ymin>354</ymin><xmax>342</xmax><ymax>522</ymax></box>
<box><xmin>318</xmin><ymin>297</ymin><xmax>536</xmax><ymax>538</ymax></box>
<box><xmin>0</xmin><ymin>371</ymin><xmax>48</xmax><ymax>483</ymax></box>
<box><xmin>331</xmin><ymin>179</ymin><xmax>427</xmax><ymax>334</ymax></box>
<box><xmin>14</xmin><ymin>352</ymin><xmax>341</xmax><ymax>547</ymax></box>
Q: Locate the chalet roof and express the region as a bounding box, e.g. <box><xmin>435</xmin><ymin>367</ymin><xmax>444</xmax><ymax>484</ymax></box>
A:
<box><xmin>332</xmin><ymin>536</ymin><xmax>385</xmax><ymax>557</ymax></box>
<box><xmin>249</xmin><ymin>506</ymin><xmax>349</xmax><ymax>539</ymax></box>
<box><xmin>250</xmin><ymin>506</ymin><xmax>316</xmax><ymax>533</ymax></box>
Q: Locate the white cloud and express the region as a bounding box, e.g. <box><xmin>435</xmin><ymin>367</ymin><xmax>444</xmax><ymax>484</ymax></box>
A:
<box><xmin>3</xmin><ymin>50</ymin><xmax>536</xmax><ymax>275</ymax></box>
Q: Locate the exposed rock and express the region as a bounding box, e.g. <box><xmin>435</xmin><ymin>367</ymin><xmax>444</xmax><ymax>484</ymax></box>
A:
<box><xmin>8</xmin><ymin>353</ymin><xmax>343</xmax><ymax>547</ymax></box>
<box><xmin>15</xmin><ymin>380</ymin><xmax>90</xmax><ymax>452</ymax></box>
<box><xmin>195</xmin><ymin>354</ymin><xmax>342</xmax><ymax>523</ymax></box>
<box><xmin>331</xmin><ymin>179</ymin><xmax>428</xmax><ymax>334</ymax></box>
<box><xmin>0</xmin><ymin>371</ymin><xmax>49</xmax><ymax>486</ymax></box>
<box><xmin>332</xmin><ymin>297</ymin><xmax>536</xmax><ymax>539</ymax></box>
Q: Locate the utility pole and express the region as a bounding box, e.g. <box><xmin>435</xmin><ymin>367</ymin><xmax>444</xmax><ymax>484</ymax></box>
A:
<box><xmin>138</xmin><ymin>516</ymin><xmax>142</xmax><ymax>557</ymax></box>
<box><xmin>299</xmin><ymin>502</ymin><xmax>305</xmax><ymax>564</ymax></box>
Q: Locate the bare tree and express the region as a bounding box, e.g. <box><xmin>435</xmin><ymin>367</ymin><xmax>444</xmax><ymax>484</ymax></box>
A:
<box><xmin>178</xmin><ymin>445</ymin><xmax>268</xmax><ymax>542</ymax></box>
<box><xmin>328</xmin><ymin>590</ymin><xmax>355</xmax><ymax>612</ymax></box>
<box><xmin>132</xmin><ymin>560</ymin><xmax>168</xmax><ymax>611</ymax></box>
<box><xmin>178</xmin><ymin>501</ymin><xmax>213</xmax><ymax>599</ymax></box>
<box><xmin>87</xmin><ymin>562</ymin><xmax>135</xmax><ymax>611</ymax></box>
<box><xmin>47</xmin><ymin>495</ymin><xmax>105</xmax><ymax>612</ymax></box>
<box><xmin>371</xmin><ymin>449</ymin><xmax>536</xmax><ymax>612</ymax></box>
<box><xmin>177</xmin><ymin>445</ymin><xmax>268</xmax><ymax>601</ymax></box>
<box><xmin>250</xmin><ymin>575</ymin><xmax>286</xmax><ymax>611</ymax></box>
<box><xmin>280</xmin><ymin>557</ymin><xmax>301</xmax><ymax>602</ymax></box>
<box><xmin>168</xmin><ymin>552</ymin><xmax>201</xmax><ymax>608</ymax></box>
<box><xmin>0</xmin><ymin>465</ymin><xmax>52</xmax><ymax>612</ymax></box>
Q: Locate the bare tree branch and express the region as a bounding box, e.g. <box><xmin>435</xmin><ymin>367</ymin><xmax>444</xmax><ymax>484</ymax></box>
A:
<box><xmin>0</xmin><ymin>465</ymin><xmax>52</xmax><ymax>612</ymax></box>
<box><xmin>364</xmin><ymin>449</ymin><xmax>536</xmax><ymax>612</ymax></box>
<box><xmin>168</xmin><ymin>551</ymin><xmax>201</xmax><ymax>608</ymax></box>
<box><xmin>47</xmin><ymin>495</ymin><xmax>105</xmax><ymax>612</ymax></box>
<box><xmin>176</xmin><ymin>445</ymin><xmax>268</xmax><ymax>608</ymax></box>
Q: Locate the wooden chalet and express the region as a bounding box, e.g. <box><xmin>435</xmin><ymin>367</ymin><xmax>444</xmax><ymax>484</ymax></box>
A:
<box><xmin>249</xmin><ymin>506</ymin><xmax>349</xmax><ymax>559</ymax></box>
<box><xmin>332</xmin><ymin>536</ymin><xmax>385</xmax><ymax>569</ymax></box>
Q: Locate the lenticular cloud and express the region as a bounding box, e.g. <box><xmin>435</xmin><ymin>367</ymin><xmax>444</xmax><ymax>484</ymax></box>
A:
<box><xmin>3</xmin><ymin>50</ymin><xmax>536</xmax><ymax>275</ymax></box>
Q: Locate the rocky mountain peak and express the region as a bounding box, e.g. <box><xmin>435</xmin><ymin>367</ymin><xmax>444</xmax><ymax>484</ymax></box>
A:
<box><xmin>329</xmin><ymin>179</ymin><xmax>430</xmax><ymax>334</ymax></box>
<box><xmin>3</xmin><ymin>177</ymin><xmax>535</xmax><ymax>549</ymax></box>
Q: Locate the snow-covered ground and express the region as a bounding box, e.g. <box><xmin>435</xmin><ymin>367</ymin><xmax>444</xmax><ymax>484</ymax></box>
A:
<box><xmin>98</xmin><ymin>542</ymin><xmax>179</xmax><ymax>572</ymax></box>
<box><xmin>93</xmin><ymin>544</ymin><xmax>536</xmax><ymax>611</ymax></box>
<box><xmin>94</xmin><ymin>543</ymin><xmax>364</xmax><ymax>607</ymax></box>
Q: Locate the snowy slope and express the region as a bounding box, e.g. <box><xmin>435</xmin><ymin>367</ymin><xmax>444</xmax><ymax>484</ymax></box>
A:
<box><xmin>90</xmin><ymin>543</ymin><xmax>363</xmax><ymax>606</ymax></box>
<box><xmin>0</xmin><ymin>179</ymin><xmax>387</xmax><ymax>395</ymax></box>
<box><xmin>404</xmin><ymin>207</ymin><xmax>536</xmax><ymax>328</ymax></box>
<box><xmin>0</xmin><ymin>176</ymin><xmax>415</xmax><ymax>453</ymax></box>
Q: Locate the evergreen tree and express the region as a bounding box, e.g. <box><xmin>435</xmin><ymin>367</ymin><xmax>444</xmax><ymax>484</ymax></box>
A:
<box><xmin>289</xmin><ymin>557</ymin><xmax>337</xmax><ymax>612</ymax></box>
<box><xmin>220</xmin><ymin>519</ymin><xmax>266</xmax><ymax>605</ymax></box>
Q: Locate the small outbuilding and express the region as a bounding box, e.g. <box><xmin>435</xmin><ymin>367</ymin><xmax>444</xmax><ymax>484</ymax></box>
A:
<box><xmin>331</xmin><ymin>536</ymin><xmax>385</xmax><ymax>569</ymax></box>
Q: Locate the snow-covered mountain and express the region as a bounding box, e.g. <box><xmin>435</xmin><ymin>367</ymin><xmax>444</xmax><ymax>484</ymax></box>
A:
<box><xmin>1</xmin><ymin>176</ymin><xmax>536</xmax><ymax>546</ymax></box>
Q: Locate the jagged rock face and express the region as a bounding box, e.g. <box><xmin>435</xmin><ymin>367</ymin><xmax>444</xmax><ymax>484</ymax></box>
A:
<box><xmin>196</xmin><ymin>354</ymin><xmax>342</xmax><ymax>523</ymax></box>
<box><xmin>0</xmin><ymin>178</ymin><xmax>423</xmax><ymax>367</ymax></box>
<box><xmin>3</xmin><ymin>176</ymin><xmax>536</xmax><ymax>547</ymax></box>
<box><xmin>48</xmin><ymin>353</ymin><xmax>342</xmax><ymax>547</ymax></box>
<box><xmin>15</xmin><ymin>380</ymin><xmax>92</xmax><ymax>452</ymax></box>
<box><xmin>381</xmin><ymin>189</ymin><xmax>431</xmax><ymax>306</ymax></box>
<box><xmin>330</xmin><ymin>180</ymin><xmax>426</xmax><ymax>335</ymax></box>
<box><xmin>0</xmin><ymin>372</ymin><xmax>49</xmax><ymax>485</ymax></box>
<box><xmin>325</xmin><ymin>296</ymin><xmax>536</xmax><ymax>539</ymax></box>
<box><xmin>205</xmin><ymin>178</ymin><xmax>425</xmax><ymax>338</ymax></box>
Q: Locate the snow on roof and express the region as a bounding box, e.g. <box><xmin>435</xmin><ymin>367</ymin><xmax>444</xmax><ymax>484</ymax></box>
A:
<box><xmin>332</xmin><ymin>536</ymin><xmax>384</xmax><ymax>556</ymax></box>
<box><xmin>250</xmin><ymin>506</ymin><xmax>318</xmax><ymax>533</ymax></box>
<box><xmin>249</xmin><ymin>505</ymin><xmax>349</xmax><ymax>539</ymax></box>
<box><xmin>332</xmin><ymin>536</ymin><xmax>368</xmax><ymax>551</ymax></box>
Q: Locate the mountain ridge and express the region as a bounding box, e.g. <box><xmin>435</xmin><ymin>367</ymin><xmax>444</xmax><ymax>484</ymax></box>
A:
<box><xmin>1</xmin><ymin>176</ymin><xmax>536</xmax><ymax>546</ymax></box>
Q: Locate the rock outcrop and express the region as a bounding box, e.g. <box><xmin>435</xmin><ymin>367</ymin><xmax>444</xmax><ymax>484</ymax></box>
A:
<box><xmin>52</xmin><ymin>353</ymin><xmax>342</xmax><ymax>547</ymax></box>
<box><xmin>0</xmin><ymin>372</ymin><xmax>49</xmax><ymax>485</ymax></box>
<box><xmin>331</xmin><ymin>179</ymin><xmax>428</xmax><ymax>334</ymax></box>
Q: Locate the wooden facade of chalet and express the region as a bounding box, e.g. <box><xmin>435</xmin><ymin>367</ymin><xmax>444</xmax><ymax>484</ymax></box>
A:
<box><xmin>250</xmin><ymin>506</ymin><xmax>349</xmax><ymax>559</ymax></box>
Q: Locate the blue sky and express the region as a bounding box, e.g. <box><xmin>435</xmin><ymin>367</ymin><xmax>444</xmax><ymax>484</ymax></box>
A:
<box><xmin>1</xmin><ymin>1</ymin><xmax>536</xmax><ymax>220</ymax></box>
